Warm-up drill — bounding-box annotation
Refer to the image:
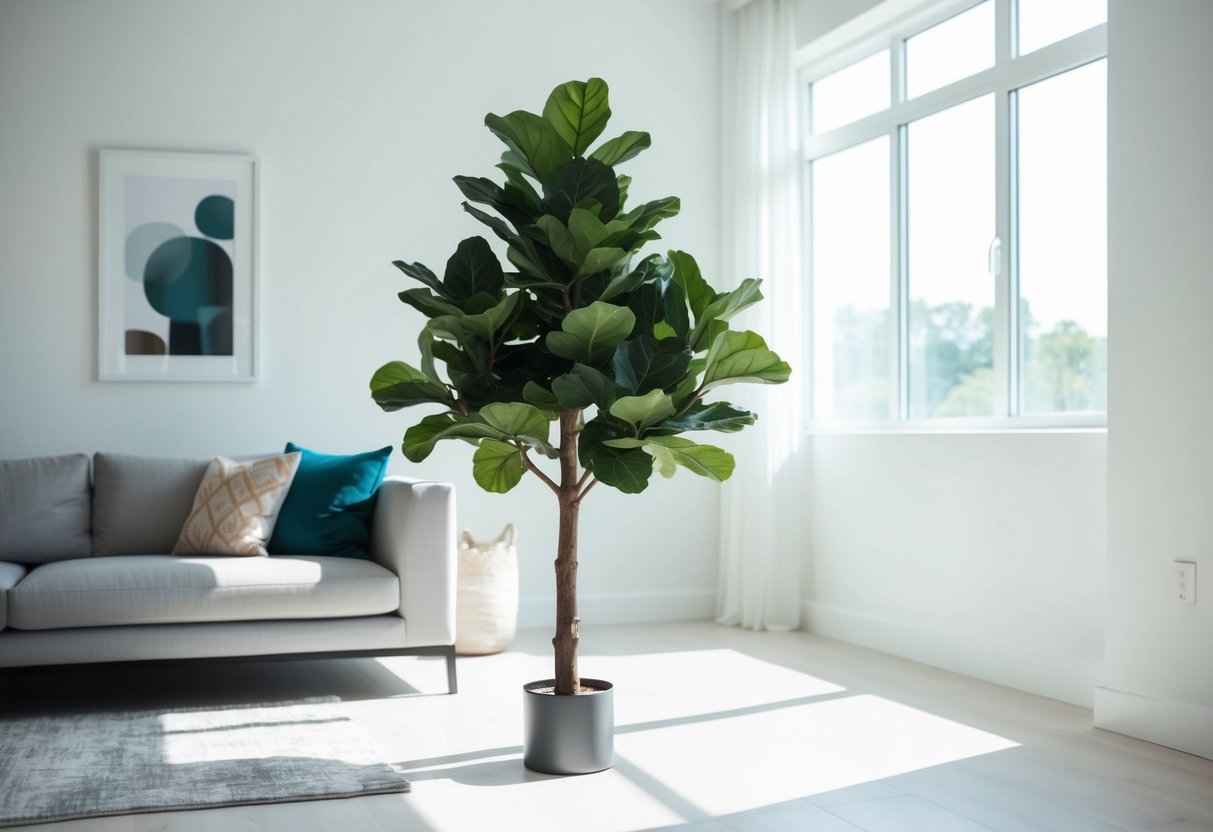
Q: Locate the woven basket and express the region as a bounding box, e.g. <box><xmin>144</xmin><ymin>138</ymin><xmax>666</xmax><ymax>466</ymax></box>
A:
<box><xmin>455</xmin><ymin>524</ymin><xmax>519</xmax><ymax>656</ymax></box>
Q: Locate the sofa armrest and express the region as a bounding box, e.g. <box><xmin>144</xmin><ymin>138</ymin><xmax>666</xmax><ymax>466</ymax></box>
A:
<box><xmin>369</xmin><ymin>476</ymin><xmax>456</xmax><ymax>647</ymax></box>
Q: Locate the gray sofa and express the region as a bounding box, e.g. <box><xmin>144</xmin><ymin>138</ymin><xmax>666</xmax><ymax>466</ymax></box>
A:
<box><xmin>0</xmin><ymin>453</ymin><xmax>458</xmax><ymax>692</ymax></box>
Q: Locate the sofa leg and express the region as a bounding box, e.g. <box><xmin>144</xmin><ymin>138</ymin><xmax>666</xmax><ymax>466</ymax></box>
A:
<box><xmin>445</xmin><ymin>646</ymin><xmax>458</xmax><ymax>695</ymax></box>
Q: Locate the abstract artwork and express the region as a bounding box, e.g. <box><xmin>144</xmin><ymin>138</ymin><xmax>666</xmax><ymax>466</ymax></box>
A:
<box><xmin>99</xmin><ymin>150</ymin><xmax>257</xmax><ymax>381</ymax></box>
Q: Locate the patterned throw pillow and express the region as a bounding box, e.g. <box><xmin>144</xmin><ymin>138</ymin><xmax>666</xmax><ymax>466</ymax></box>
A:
<box><xmin>172</xmin><ymin>453</ymin><xmax>302</xmax><ymax>557</ymax></box>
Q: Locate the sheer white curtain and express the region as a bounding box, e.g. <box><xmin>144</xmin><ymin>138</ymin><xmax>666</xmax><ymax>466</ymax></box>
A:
<box><xmin>716</xmin><ymin>0</ymin><xmax>807</xmax><ymax>632</ymax></box>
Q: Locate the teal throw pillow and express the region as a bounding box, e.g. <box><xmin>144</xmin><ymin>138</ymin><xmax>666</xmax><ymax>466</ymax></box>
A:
<box><xmin>268</xmin><ymin>442</ymin><xmax>392</xmax><ymax>559</ymax></box>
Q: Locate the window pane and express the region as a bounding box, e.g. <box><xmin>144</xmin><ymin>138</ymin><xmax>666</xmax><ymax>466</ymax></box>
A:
<box><xmin>907</xmin><ymin>95</ymin><xmax>995</xmax><ymax>418</ymax></box>
<box><xmin>1018</xmin><ymin>61</ymin><xmax>1107</xmax><ymax>414</ymax></box>
<box><xmin>811</xmin><ymin>50</ymin><xmax>890</xmax><ymax>134</ymax></box>
<box><xmin>812</xmin><ymin>137</ymin><xmax>891</xmax><ymax>421</ymax></box>
<box><xmin>1018</xmin><ymin>0</ymin><xmax>1106</xmax><ymax>56</ymax></box>
<box><xmin>905</xmin><ymin>2</ymin><xmax>994</xmax><ymax>99</ymax></box>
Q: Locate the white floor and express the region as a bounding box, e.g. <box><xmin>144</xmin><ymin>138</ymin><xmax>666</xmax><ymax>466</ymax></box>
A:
<box><xmin>2</xmin><ymin>621</ymin><xmax>1211</xmax><ymax>831</ymax></box>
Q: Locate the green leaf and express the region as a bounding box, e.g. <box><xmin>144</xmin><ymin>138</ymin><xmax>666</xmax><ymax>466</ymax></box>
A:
<box><xmin>506</xmin><ymin>243</ymin><xmax>547</xmax><ymax>281</ymax></box>
<box><xmin>402</xmin><ymin>413</ymin><xmax>502</xmax><ymax>463</ymax></box>
<box><xmin>663</xmin><ymin>279</ymin><xmax>690</xmax><ymax>338</ymax></box>
<box><xmin>426</xmin><ymin>314</ymin><xmax>467</xmax><ymax>343</ymax></box>
<box><xmin>591</xmin><ymin>131</ymin><xmax>651</xmax><ymax>167</ymax></box>
<box><xmin>701</xmin><ymin>330</ymin><xmax>792</xmax><ymax>390</ymax></box>
<box><xmin>498</xmin><ymin>149</ymin><xmax>535</xmax><ymax>181</ymax></box>
<box><xmin>432</xmin><ymin>340</ymin><xmax>475</xmax><ymax>374</ymax></box>
<box><xmin>627</xmin><ymin>282</ymin><xmax>662</xmax><ymax>332</ymax></box>
<box><xmin>393</xmin><ymin>260</ymin><xmax>450</xmax><ymax>298</ymax></box>
<box><xmin>443</xmin><ymin>237</ymin><xmax>504</xmax><ymax>302</ymax></box>
<box><xmin>617</xmin><ymin>174</ymin><xmax>632</xmax><ymax>209</ymax></box>
<box><xmin>551</xmin><ymin>364</ymin><xmax>617</xmax><ymax>410</ymax></box>
<box><xmin>418</xmin><ymin>329</ymin><xmax>440</xmax><ymax>383</ymax></box>
<box><xmin>459</xmin><ymin>291</ymin><xmax>522</xmax><ymax>343</ymax></box>
<box><xmin>503</xmin><ymin>177</ymin><xmax>542</xmax><ymax>211</ymax></box>
<box><xmin>621</xmin><ymin>196</ymin><xmax>680</xmax><ymax>232</ymax></box>
<box><xmin>575</xmin><ymin>246</ymin><xmax>628</xmax><ymax>280</ymax></box>
<box><xmin>653</xmin><ymin>321</ymin><xmax>677</xmax><ymax>340</ymax></box>
<box><xmin>600</xmin><ymin>226</ymin><xmax>661</xmax><ymax>254</ymax></box>
<box><xmin>452</xmin><ymin>175</ymin><xmax>503</xmax><ymax>205</ymax></box>
<box><xmin>669</xmin><ymin>250</ymin><xmax>715</xmax><ymax>321</ymax></box>
<box><xmin>689</xmin><ymin>278</ymin><xmax>763</xmax><ymax>350</ymax></box>
<box><xmin>597</xmin><ymin>253</ymin><xmax>669</xmax><ymax>303</ymax></box>
<box><xmin>369</xmin><ymin>361</ymin><xmax>451</xmax><ymax>411</ymax></box>
<box><xmin>696</xmin><ymin>319</ymin><xmax>730</xmax><ymax>354</ymax></box>
<box><xmin>671</xmin><ymin>357</ymin><xmax>705</xmax><ymax>407</ymax></box>
<box><xmin>543</xmin><ymin>78</ymin><xmax>611</xmax><ymax>157</ymax></box>
<box><xmin>505</xmin><ymin>272</ymin><xmax>562</xmax><ymax>290</ymax></box>
<box><xmin>523</xmin><ymin>381</ymin><xmax>562</xmax><ymax>410</ymax></box>
<box><xmin>542</xmin><ymin>158</ymin><xmax>621</xmax><ymax>223</ymax></box>
<box><xmin>645</xmin><ymin>436</ymin><xmax>735</xmax><ymax>481</ymax></box>
<box><xmin>612</xmin><ymin>335</ymin><xmax>692</xmax><ymax>393</ymax></box>
<box><xmin>452</xmin><ymin>176</ymin><xmax>530</xmax><ymax>228</ymax></box>
<box><xmin>462</xmin><ymin>201</ymin><xmax>524</xmax><ymax>247</ymax></box>
<box><xmin>653</xmin><ymin>401</ymin><xmax>756</xmax><ymax>434</ymax></box>
<box><xmin>544</xmin><ymin>301</ymin><xmax>636</xmax><ymax>364</ymax></box>
<box><xmin>609</xmin><ymin>389</ymin><xmax>676</xmax><ymax>431</ymax></box>
<box><xmin>485</xmin><ymin>111</ymin><xmax>573</xmax><ymax>183</ymax></box>
<box><xmin>647</xmin><ymin>443</ymin><xmax>678</xmax><ymax>478</ymax></box>
<box><xmin>472</xmin><ymin>439</ymin><xmax>524</xmax><ymax>493</ymax></box>
<box><xmin>567</xmin><ymin>207</ymin><xmax>610</xmax><ymax>255</ymax></box>
<box><xmin>479</xmin><ymin>402</ymin><xmax>551</xmax><ymax>443</ymax></box>
<box><xmin>578</xmin><ymin>418</ymin><xmax>653</xmax><ymax>494</ymax></box>
<box><xmin>537</xmin><ymin>215</ymin><xmax>577</xmax><ymax>263</ymax></box>
<box><xmin>397</xmin><ymin>288</ymin><xmax>462</xmax><ymax>319</ymax></box>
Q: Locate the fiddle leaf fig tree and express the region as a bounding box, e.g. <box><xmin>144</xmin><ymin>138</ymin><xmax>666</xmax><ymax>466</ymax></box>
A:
<box><xmin>371</xmin><ymin>78</ymin><xmax>790</xmax><ymax>695</ymax></box>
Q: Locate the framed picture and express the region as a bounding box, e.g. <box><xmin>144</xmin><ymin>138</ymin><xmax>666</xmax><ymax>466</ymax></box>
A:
<box><xmin>98</xmin><ymin>149</ymin><xmax>258</xmax><ymax>381</ymax></box>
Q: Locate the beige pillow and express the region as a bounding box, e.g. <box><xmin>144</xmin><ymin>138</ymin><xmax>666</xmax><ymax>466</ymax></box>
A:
<box><xmin>173</xmin><ymin>453</ymin><xmax>302</xmax><ymax>556</ymax></box>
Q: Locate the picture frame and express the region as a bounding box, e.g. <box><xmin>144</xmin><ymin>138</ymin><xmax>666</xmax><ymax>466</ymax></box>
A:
<box><xmin>98</xmin><ymin>149</ymin><xmax>258</xmax><ymax>381</ymax></box>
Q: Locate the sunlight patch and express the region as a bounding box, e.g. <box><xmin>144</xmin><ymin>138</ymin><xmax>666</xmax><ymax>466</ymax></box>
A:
<box><xmin>616</xmin><ymin>693</ymin><xmax>1019</xmax><ymax>816</ymax></box>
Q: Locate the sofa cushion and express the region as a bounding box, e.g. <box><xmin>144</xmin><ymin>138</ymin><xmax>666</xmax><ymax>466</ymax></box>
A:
<box><xmin>92</xmin><ymin>453</ymin><xmax>211</xmax><ymax>556</ymax></box>
<box><xmin>268</xmin><ymin>442</ymin><xmax>392</xmax><ymax>559</ymax></box>
<box><xmin>0</xmin><ymin>454</ymin><xmax>91</xmax><ymax>564</ymax></box>
<box><xmin>173</xmin><ymin>454</ymin><xmax>301</xmax><ymax>557</ymax></box>
<box><xmin>0</xmin><ymin>561</ymin><xmax>28</xmax><ymax>632</ymax></box>
<box><xmin>8</xmin><ymin>555</ymin><xmax>400</xmax><ymax>630</ymax></box>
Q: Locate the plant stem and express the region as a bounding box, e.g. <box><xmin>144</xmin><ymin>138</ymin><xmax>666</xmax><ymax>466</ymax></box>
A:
<box><xmin>576</xmin><ymin>477</ymin><xmax>598</xmax><ymax>503</ymax></box>
<box><xmin>519</xmin><ymin>446</ymin><xmax>560</xmax><ymax>495</ymax></box>
<box><xmin>553</xmin><ymin>409</ymin><xmax>581</xmax><ymax>695</ymax></box>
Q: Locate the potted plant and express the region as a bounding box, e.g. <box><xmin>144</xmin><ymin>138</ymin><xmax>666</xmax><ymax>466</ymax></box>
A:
<box><xmin>371</xmin><ymin>78</ymin><xmax>790</xmax><ymax>774</ymax></box>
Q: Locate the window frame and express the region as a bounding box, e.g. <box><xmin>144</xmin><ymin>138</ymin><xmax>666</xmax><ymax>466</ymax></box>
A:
<box><xmin>799</xmin><ymin>0</ymin><xmax>1108</xmax><ymax>432</ymax></box>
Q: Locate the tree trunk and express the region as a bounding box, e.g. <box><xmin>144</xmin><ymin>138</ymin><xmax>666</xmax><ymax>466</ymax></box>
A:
<box><xmin>553</xmin><ymin>409</ymin><xmax>581</xmax><ymax>695</ymax></box>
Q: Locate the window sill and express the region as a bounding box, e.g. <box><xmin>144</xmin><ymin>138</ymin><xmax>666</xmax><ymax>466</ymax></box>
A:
<box><xmin>805</xmin><ymin>417</ymin><xmax>1107</xmax><ymax>436</ymax></box>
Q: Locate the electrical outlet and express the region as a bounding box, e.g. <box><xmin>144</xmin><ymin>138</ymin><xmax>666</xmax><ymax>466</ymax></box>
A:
<box><xmin>1176</xmin><ymin>561</ymin><xmax>1197</xmax><ymax>604</ymax></box>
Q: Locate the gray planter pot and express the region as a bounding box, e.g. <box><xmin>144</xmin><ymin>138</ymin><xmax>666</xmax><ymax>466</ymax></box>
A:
<box><xmin>522</xmin><ymin>678</ymin><xmax>614</xmax><ymax>775</ymax></box>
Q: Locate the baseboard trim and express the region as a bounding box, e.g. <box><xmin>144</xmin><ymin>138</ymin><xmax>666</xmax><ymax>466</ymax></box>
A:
<box><xmin>518</xmin><ymin>589</ymin><xmax>716</xmax><ymax>630</ymax></box>
<box><xmin>1094</xmin><ymin>686</ymin><xmax>1213</xmax><ymax>760</ymax></box>
<box><xmin>803</xmin><ymin>601</ymin><xmax>1098</xmax><ymax>708</ymax></box>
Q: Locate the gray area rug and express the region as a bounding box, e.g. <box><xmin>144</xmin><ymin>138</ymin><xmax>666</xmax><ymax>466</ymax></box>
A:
<box><xmin>0</xmin><ymin>697</ymin><xmax>409</xmax><ymax>827</ymax></box>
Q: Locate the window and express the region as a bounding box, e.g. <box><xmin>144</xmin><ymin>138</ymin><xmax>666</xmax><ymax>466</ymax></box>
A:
<box><xmin>802</xmin><ymin>0</ymin><xmax>1106</xmax><ymax>428</ymax></box>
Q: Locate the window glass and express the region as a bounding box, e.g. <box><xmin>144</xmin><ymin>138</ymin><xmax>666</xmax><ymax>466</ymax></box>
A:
<box><xmin>905</xmin><ymin>2</ymin><xmax>994</xmax><ymax>99</ymax></box>
<box><xmin>907</xmin><ymin>95</ymin><xmax>996</xmax><ymax>418</ymax></box>
<box><xmin>1018</xmin><ymin>0</ymin><xmax>1106</xmax><ymax>55</ymax></box>
<box><xmin>812</xmin><ymin>137</ymin><xmax>891</xmax><ymax>421</ymax></box>
<box><xmin>1018</xmin><ymin>60</ymin><xmax>1107</xmax><ymax>414</ymax></box>
<box><xmin>811</xmin><ymin>50</ymin><xmax>891</xmax><ymax>134</ymax></box>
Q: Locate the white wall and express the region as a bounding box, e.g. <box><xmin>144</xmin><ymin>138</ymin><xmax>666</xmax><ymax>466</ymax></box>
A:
<box><xmin>796</xmin><ymin>0</ymin><xmax>884</xmax><ymax>46</ymax></box>
<box><xmin>0</xmin><ymin>0</ymin><xmax>723</xmax><ymax>630</ymax></box>
<box><xmin>1099</xmin><ymin>0</ymin><xmax>1213</xmax><ymax>759</ymax></box>
<box><xmin>804</xmin><ymin>432</ymin><xmax>1106</xmax><ymax>707</ymax></box>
